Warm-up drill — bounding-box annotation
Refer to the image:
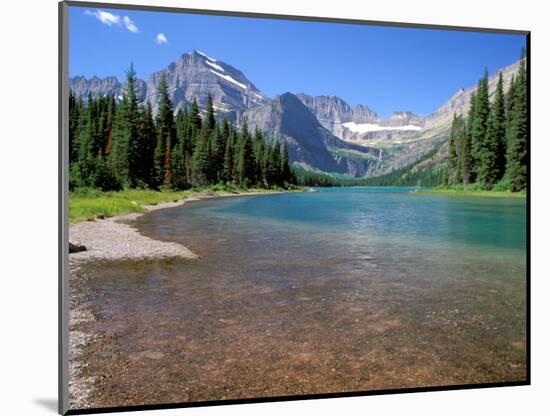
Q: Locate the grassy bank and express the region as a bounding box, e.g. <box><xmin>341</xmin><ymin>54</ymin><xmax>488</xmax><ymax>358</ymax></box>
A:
<box><xmin>69</xmin><ymin>185</ymin><xmax>295</xmax><ymax>223</ymax></box>
<box><xmin>415</xmin><ymin>184</ymin><xmax>526</xmax><ymax>198</ymax></box>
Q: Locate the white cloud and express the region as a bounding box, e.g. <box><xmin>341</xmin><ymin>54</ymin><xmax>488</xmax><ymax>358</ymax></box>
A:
<box><xmin>123</xmin><ymin>16</ymin><xmax>139</xmax><ymax>33</ymax></box>
<box><xmin>85</xmin><ymin>10</ymin><xmax>119</xmax><ymax>26</ymax></box>
<box><xmin>85</xmin><ymin>10</ymin><xmax>138</xmax><ymax>33</ymax></box>
<box><xmin>155</xmin><ymin>33</ymin><xmax>168</xmax><ymax>45</ymax></box>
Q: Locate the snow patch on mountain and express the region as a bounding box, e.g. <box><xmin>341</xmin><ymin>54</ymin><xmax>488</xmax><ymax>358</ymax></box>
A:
<box><xmin>213</xmin><ymin>105</ymin><xmax>230</xmax><ymax>112</ymax></box>
<box><xmin>205</xmin><ymin>60</ymin><xmax>224</xmax><ymax>72</ymax></box>
<box><xmin>343</xmin><ymin>122</ymin><xmax>422</xmax><ymax>133</ymax></box>
<box><xmin>209</xmin><ymin>69</ymin><xmax>248</xmax><ymax>89</ymax></box>
<box><xmin>196</xmin><ymin>50</ymin><xmax>217</xmax><ymax>62</ymax></box>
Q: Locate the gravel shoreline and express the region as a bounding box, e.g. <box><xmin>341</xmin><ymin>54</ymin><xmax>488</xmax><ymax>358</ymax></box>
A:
<box><xmin>67</xmin><ymin>190</ymin><xmax>288</xmax><ymax>409</ymax></box>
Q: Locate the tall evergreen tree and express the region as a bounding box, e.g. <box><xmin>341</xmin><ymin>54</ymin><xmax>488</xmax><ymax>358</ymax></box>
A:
<box><xmin>204</xmin><ymin>94</ymin><xmax>216</xmax><ymax>133</ymax></box>
<box><xmin>280</xmin><ymin>142</ymin><xmax>293</xmax><ymax>184</ymax></box>
<box><xmin>170</xmin><ymin>138</ymin><xmax>189</xmax><ymax>190</ymax></box>
<box><xmin>477</xmin><ymin>71</ymin><xmax>507</xmax><ymax>189</ymax></box>
<box><xmin>460</xmin><ymin>92</ymin><xmax>477</xmax><ymax>185</ymax></box>
<box><xmin>209</xmin><ymin>125</ymin><xmax>224</xmax><ymax>183</ymax></box>
<box><xmin>223</xmin><ymin>129</ymin><xmax>235</xmax><ymax>183</ymax></box>
<box><xmin>235</xmin><ymin>118</ymin><xmax>254</xmax><ymax>187</ymax></box>
<box><xmin>104</xmin><ymin>95</ymin><xmax>116</xmax><ymax>157</ymax></box>
<box><xmin>154</xmin><ymin>73</ymin><xmax>176</xmax><ymax>186</ymax></box>
<box><xmin>447</xmin><ymin>113</ymin><xmax>460</xmax><ymax>184</ymax></box>
<box><xmin>490</xmin><ymin>72</ymin><xmax>507</xmax><ymax>181</ymax></box>
<box><xmin>471</xmin><ymin>68</ymin><xmax>490</xmax><ymax>179</ymax></box>
<box><xmin>192</xmin><ymin>127</ymin><xmax>210</xmax><ymax>186</ymax></box>
<box><xmin>506</xmin><ymin>58</ymin><xmax>528</xmax><ymax>191</ymax></box>
<box><xmin>137</xmin><ymin>101</ymin><xmax>156</xmax><ymax>186</ymax></box>
<box><xmin>189</xmin><ymin>98</ymin><xmax>202</xmax><ymax>132</ymax></box>
<box><xmin>110</xmin><ymin>63</ymin><xmax>141</xmax><ymax>187</ymax></box>
<box><xmin>505</xmin><ymin>74</ymin><xmax>517</xmax><ymax>147</ymax></box>
<box><xmin>68</xmin><ymin>90</ymin><xmax>82</xmax><ymax>164</ymax></box>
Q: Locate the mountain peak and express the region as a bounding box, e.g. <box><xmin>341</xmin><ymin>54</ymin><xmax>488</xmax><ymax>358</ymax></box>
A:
<box><xmin>192</xmin><ymin>50</ymin><xmax>217</xmax><ymax>62</ymax></box>
<box><xmin>143</xmin><ymin>50</ymin><xmax>266</xmax><ymax>114</ymax></box>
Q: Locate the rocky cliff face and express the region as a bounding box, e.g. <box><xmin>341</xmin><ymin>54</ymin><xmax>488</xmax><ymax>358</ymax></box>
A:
<box><xmin>69</xmin><ymin>75</ymin><xmax>147</xmax><ymax>102</ymax></box>
<box><xmin>145</xmin><ymin>50</ymin><xmax>266</xmax><ymax>115</ymax></box>
<box><xmin>296</xmin><ymin>93</ymin><xmax>427</xmax><ymax>146</ymax></box>
<box><xmin>239</xmin><ymin>93</ymin><xmax>382</xmax><ymax>176</ymax></box>
<box><xmin>69</xmin><ymin>50</ymin><xmax>265</xmax><ymax>115</ymax></box>
<box><xmin>296</xmin><ymin>93</ymin><xmax>380</xmax><ymax>141</ymax></box>
<box><xmin>295</xmin><ymin>94</ymin><xmax>379</xmax><ymax>124</ymax></box>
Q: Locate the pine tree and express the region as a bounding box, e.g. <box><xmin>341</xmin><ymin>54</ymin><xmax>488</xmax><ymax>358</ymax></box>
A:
<box><xmin>91</xmin><ymin>153</ymin><xmax>120</xmax><ymax>191</ymax></box>
<box><xmin>280</xmin><ymin>141</ymin><xmax>293</xmax><ymax>184</ymax></box>
<box><xmin>447</xmin><ymin>113</ymin><xmax>460</xmax><ymax>184</ymax></box>
<box><xmin>189</xmin><ymin>98</ymin><xmax>202</xmax><ymax>132</ymax></box>
<box><xmin>209</xmin><ymin>125</ymin><xmax>225</xmax><ymax>183</ymax></box>
<box><xmin>478</xmin><ymin>122</ymin><xmax>500</xmax><ymax>190</ymax></box>
<box><xmin>252</xmin><ymin>127</ymin><xmax>265</xmax><ymax>184</ymax></box>
<box><xmin>68</xmin><ymin>90</ymin><xmax>81</xmax><ymax>164</ymax></box>
<box><xmin>137</xmin><ymin>101</ymin><xmax>156</xmax><ymax>186</ymax></box>
<box><xmin>154</xmin><ymin>73</ymin><xmax>176</xmax><ymax>187</ymax></box>
<box><xmin>490</xmin><ymin>73</ymin><xmax>507</xmax><ymax>181</ymax></box>
<box><xmin>505</xmin><ymin>75</ymin><xmax>517</xmax><ymax>147</ymax></box>
<box><xmin>269</xmin><ymin>141</ymin><xmax>282</xmax><ymax>187</ymax></box>
<box><xmin>74</xmin><ymin>93</ymin><xmax>96</xmax><ymax>186</ymax></box>
<box><xmin>192</xmin><ymin>127</ymin><xmax>210</xmax><ymax>186</ymax></box>
<box><xmin>204</xmin><ymin>94</ymin><xmax>216</xmax><ymax>133</ymax></box>
<box><xmin>235</xmin><ymin>118</ymin><xmax>254</xmax><ymax>187</ymax></box>
<box><xmin>471</xmin><ymin>68</ymin><xmax>490</xmax><ymax>179</ymax></box>
<box><xmin>461</xmin><ymin>93</ymin><xmax>476</xmax><ymax>185</ymax></box>
<box><xmin>104</xmin><ymin>95</ymin><xmax>116</xmax><ymax>157</ymax></box>
<box><xmin>223</xmin><ymin>129</ymin><xmax>235</xmax><ymax>183</ymax></box>
<box><xmin>477</xmin><ymin>71</ymin><xmax>507</xmax><ymax>190</ymax></box>
<box><xmin>110</xmin><ymin>63</ymin><xmax>141</xmax><ymax>187</ymax></box>
<box><xmin>170</xmin><ymin>139</ymin><xmax>189</xmax><ymax>189</ymax></box>
<box><xmin>506</xmin><ymin>58</ymin><xmax>528</xmax><ymax>191</ymax></box>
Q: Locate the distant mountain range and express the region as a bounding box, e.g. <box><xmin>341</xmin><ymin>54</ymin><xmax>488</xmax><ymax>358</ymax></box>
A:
<box><xmin>70</xmin><ymin>50</ymin><xmax>520</xmax><ymax>177</ymax></box>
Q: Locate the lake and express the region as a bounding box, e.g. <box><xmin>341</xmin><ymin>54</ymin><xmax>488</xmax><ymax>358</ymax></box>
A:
<box><xmin>81</xmin><ymin>188</ymin><xmax>527</xmax><ymax>406</ymax></box>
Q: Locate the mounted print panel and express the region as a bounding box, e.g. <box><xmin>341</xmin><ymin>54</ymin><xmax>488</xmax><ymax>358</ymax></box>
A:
<box><xmin>59</xmin><ymin>1</ymin><xmax>529</xmax><ymax>414</ymax></box>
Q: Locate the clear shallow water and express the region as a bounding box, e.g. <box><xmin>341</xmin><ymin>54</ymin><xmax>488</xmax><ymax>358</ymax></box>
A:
<box><xmin>80</xmin><ymin>188</ymin><xmax>527</xmax><ymax>407</ymax></box>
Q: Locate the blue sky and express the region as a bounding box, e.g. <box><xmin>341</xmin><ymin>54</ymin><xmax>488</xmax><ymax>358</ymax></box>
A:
<box><xmin>69</xmin><ymin>6</ymin><xmax>526</xmax><ymax>118</ymax></box>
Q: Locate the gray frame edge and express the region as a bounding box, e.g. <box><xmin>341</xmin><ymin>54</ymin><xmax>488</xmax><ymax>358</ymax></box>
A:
<box><xmin>59</xmin><ymin>1</ymin><xmax>70</xmax><ymax>414</ymax></box>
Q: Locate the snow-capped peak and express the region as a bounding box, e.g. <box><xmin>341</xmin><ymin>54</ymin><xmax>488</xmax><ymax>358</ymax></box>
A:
<box><xmin>195</xmin><ymin>50</ymin><xmax>217</xmax><ymax>62</ymax></box>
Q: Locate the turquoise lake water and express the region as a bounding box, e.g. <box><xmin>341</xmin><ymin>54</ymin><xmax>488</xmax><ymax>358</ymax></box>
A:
<box><xmin>83</xmin><ymin>188</ymin><xmax>527</xmax><ymax>405</ymax></box>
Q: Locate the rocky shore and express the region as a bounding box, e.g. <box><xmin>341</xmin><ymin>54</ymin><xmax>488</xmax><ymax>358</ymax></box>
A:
<box><xmin>67</xmin><ymin>190</ymin><xmax>288</xmax><ymax>409</ymax></box>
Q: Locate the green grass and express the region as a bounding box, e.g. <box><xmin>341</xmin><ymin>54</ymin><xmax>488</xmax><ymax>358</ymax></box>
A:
<box><xmin>69</xmin><ymin>189</ymin><xmax>194</xmax><ymax>223</ymax></box>
<box><xmin>415</xmin><ymin>183</ymin><xmax>526</xmax><ymax>198</ymax></box>
<box><xmin>69</xmin><ymin>185</ymin><xmax>300</xmax><ymax>224</ymax></box>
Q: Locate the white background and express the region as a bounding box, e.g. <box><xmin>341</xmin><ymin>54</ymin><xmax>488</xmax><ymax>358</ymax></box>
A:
<box><xmin>1</xmin><ymin>0</ymin><xmax>548</xmax><ymax>414</ymax></box>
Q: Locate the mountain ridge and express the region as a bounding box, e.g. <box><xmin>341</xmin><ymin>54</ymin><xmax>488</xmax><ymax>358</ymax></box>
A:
<box><xmin>69</xmin><ymin>50</ymin><xmax>521</xmax><ymax>178</ymax></box>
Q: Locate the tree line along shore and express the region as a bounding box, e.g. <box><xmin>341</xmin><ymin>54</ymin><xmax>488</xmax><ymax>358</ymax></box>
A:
<box><xmin>69</xmin><ymin>56</ymin><xmax>527</xmax><ymax>225</ymax></box>
<box><xmin>69</xmin><ymin>64</ymin><xmax>296</xmax><ymax>194</ymax></box>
